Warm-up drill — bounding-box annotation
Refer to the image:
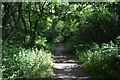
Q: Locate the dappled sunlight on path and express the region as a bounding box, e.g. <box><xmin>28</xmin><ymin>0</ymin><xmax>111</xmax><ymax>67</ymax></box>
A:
<box><xmin>53</xmin><ymin>43</ymin><xmax>91</xmax><ymax>80</ymax></box>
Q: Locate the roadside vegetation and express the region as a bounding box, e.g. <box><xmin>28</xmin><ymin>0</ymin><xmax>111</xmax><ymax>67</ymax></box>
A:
<box><xmin>1</xmin><ymin>43</ymin><xmax>54</xmax><ymax>79</ymax></box>
<box><xmin>1</xmin><ymin>2</ymin><xmax>120</xmax><ymax>79</ymax></box>
<box><xmin>65</xmin><ymin>41</ymin><xmax>120</xmax><ymax>78</ymax></box>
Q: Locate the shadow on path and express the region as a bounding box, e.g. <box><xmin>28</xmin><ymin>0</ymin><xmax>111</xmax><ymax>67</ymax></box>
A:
<box><xmin>53</xmin><ymin>43</ymin><xmax>91</xmax><ymax>80</ymax></box>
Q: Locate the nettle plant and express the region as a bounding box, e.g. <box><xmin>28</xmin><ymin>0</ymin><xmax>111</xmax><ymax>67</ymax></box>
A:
<box><xmin>2</xmin><ymin>46</ymin><xmax>54</xmax><ymax>79</ymax></box>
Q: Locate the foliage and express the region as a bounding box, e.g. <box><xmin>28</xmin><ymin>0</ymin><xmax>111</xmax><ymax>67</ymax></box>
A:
<box><xmin>2</xmin><ymin>2</ymin><xmax>120</xmax><ymax>79</ymax></box>
<box><xmin>1</xmin><ymin>45</ymin><xmax>54</xmax><ymax>79</ymax></box>
<box><xmin>75</xmin><ymin>43</ymin><xmax>120</xmax><ymax>78</ymax></box>
<box><xmin>77</xmin><ymin>6</ymin><xmax>119</xmax><ymax>43</ymax></box>
<box><xmin>46</xmin><ymin>43</ymin><xmax>56</xmax><ymax>54</ymax></box>
<box><xmin>2</xmin><ymin>2</ymin><xmax>120</xmax><ymax>45</ymax></box>
<box><xmin>64</xmin><ymin>32</ymin><xmax>120</xmax><ymax>78</ymax></box>
<box><xmin>64</xmin><ymin>35</ymin><xmax>93</xmax><ymax>55</ymax></box>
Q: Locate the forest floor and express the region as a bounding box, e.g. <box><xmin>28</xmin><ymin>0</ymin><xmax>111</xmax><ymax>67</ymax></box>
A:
<box><xmin>52</xmin><ymin>43</ymin><xmax>91</xmax><ymax>80</ymax></box>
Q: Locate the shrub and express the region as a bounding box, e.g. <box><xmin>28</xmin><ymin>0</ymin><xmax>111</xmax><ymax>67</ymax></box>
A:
<box><xmin>46</xmin><ymin>43</ymin><xmax>56</xmax><ymax>54</ymax></box>
<box><xmin>64</xmin><ymin>35</ymin><xmax>93</xmax><ymax>55</ymax></box>
<box><xmin>77</xmin><ymin>43</ymin><xmax>120</xmax><ymax>78</ymax></box>
<box><xmin>1</xmin><ymin>45</ymin><xmax>54</xmax><ymax>79</ymax></box>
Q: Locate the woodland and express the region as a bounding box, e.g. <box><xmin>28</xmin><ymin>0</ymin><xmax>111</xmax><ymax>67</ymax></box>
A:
<box><xmin>1</xmin><ymin>2</ymin><xmax>120</xmax><ymax>79</ymax></box>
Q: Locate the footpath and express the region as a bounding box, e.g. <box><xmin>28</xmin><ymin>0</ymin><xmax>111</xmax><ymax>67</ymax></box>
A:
<box><xmin>53</xmin><ymin>43</ymin><xmax>91</xmax><ymax>80</ymax></box>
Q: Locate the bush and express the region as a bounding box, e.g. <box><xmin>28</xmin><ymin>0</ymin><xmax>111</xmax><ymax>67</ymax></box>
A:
<box><xmin>46</xmin><ymin>43</ymin><xmax>56</xmax><ymax>54</ymax></box>
<box><xmin>64</xmin><ymin>35</ymin><xmax>93</xmax><ymax>55</ymax></box>
<box><xmin>1</xmin><ymin>45</ymin><xmax>54</xmax><ymax>79</ymax></box>
<box><xmin>77</xmin><ymin>43</ymin><xmax>120</xmax><ymax>78</ymax></box>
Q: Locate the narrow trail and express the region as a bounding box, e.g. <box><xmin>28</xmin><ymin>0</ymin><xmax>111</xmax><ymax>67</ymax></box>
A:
<box><xmin>53</xmin><ymin>43</ymin><xmax>91</xmax><ymax>80</ymax></box>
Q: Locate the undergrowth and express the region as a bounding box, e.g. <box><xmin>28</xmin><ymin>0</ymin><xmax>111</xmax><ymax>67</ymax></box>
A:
<box><xmin>1</xmin><ymin>44</ymin><xmax>54</xmax><ymax>79</ymax></box>
<box><xmin>76</xmin><ymin>43</ymin><xmax>120</xmax><ymax>78</ymax></box>
<box><xmin>64</xmin><ymin>39</ymin><xmax>120</xmax><ymax>79</ymax></box>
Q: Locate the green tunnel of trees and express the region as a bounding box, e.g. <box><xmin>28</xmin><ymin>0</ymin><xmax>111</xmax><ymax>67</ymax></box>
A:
<box><xmin>1</xmin><ymin>2</ymin><xmax>120</xmax><ymax>79</ymax></box>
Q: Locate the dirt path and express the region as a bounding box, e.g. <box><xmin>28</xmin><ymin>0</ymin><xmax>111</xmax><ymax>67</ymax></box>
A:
<box><xmin>53</xmin><ymin>43</ymin><xmax>91</xmax><ymax>80</ymax></box>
